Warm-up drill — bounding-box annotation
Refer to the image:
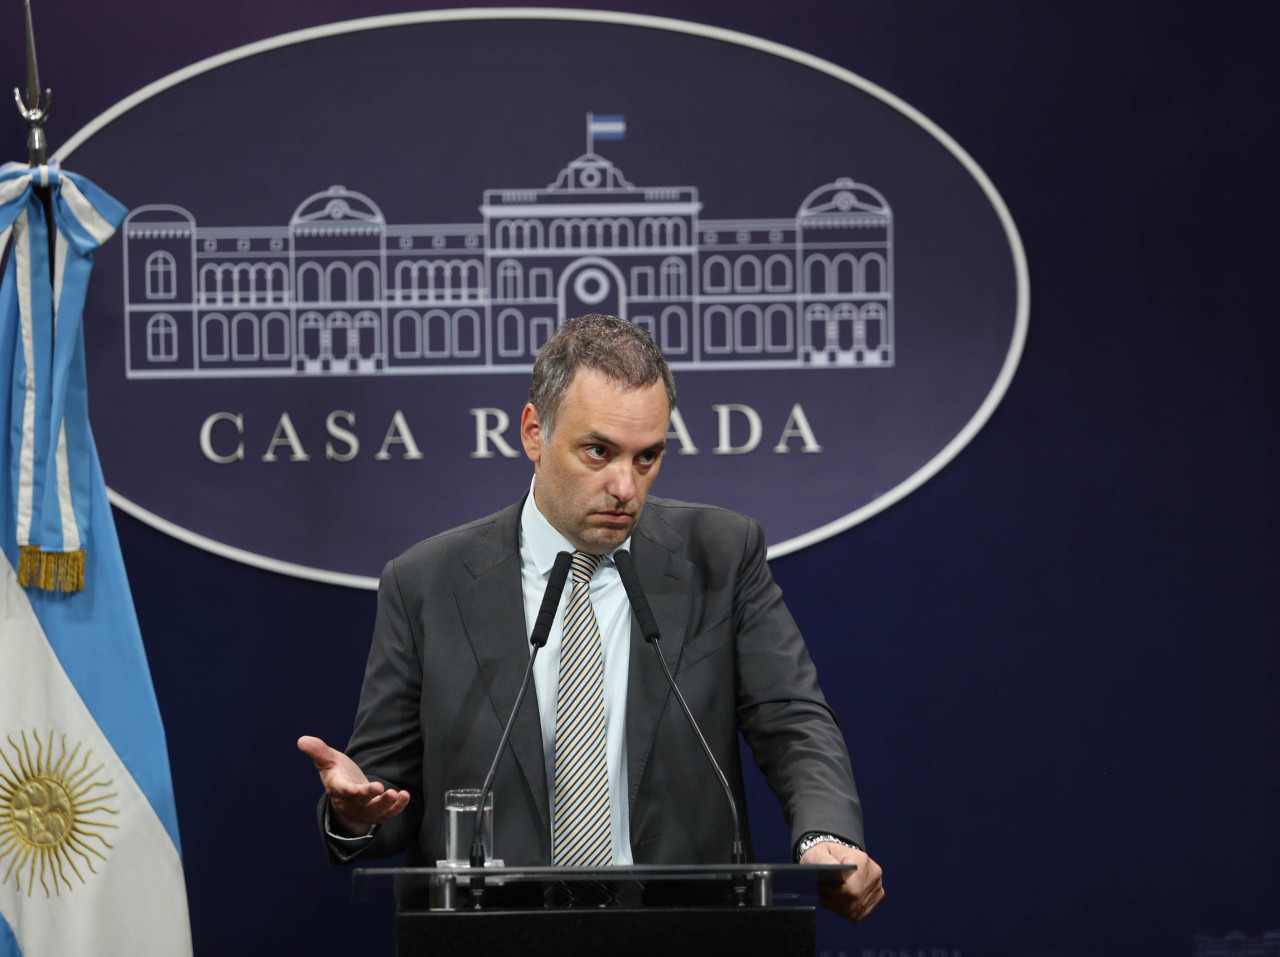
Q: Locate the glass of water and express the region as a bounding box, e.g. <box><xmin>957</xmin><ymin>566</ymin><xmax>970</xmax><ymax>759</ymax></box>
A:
<box><xmin>443</xmin><ymin>788</ymin><xmax>493</xmax><ymax>865</ymax></box>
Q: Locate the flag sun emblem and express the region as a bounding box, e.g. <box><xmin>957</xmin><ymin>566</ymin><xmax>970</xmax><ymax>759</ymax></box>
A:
<box><xmin>0</xmin><ymin>731</ymin><xmax>118</xmax><ymax>896</ymax></box>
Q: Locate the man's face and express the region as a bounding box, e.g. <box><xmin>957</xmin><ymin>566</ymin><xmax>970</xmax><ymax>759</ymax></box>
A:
<box><xmin>521</xmin><ymin>367</ymin><xmax>669</xmax><ymax>555</ymax></box>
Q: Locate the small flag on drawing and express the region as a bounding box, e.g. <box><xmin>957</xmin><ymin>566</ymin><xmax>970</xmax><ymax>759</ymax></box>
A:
<box><xmin>588</xmin><ymin>113</ymin><xmax>626</xmax><ymax>141</ymax></box>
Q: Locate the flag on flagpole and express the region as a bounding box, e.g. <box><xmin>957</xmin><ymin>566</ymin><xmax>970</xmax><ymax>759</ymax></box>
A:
<box><xmin>586</xmin><ymin>113</ymin><xmax>626</xmax><ymax>152</ymax></box>
<box><xmin>0</xmin><ymin>161</ymin><xmax>192</xmax><ymax>956</ymax></box>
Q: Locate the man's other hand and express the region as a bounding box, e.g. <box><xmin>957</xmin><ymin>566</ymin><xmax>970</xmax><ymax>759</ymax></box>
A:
<box><xmin>801</xmin><ymin>841</ymin><xmax>884</xmax><ymax>923</ymax></box>
<box><xmin>297</xmin><ymin>735</ymin><xmax>410</xmax><ymax>837</ymax></box>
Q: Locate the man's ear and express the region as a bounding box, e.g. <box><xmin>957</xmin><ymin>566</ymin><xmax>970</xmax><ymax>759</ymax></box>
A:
<box><xmin>520</xmin><ymin>403</ymin><xmax>543</xmax><ymax>463</ymax></box>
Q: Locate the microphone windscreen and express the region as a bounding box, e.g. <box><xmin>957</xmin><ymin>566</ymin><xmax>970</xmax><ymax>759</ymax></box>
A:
<box><xmin>613</xmin><ymin>549</ymin><xmax>661</xmax><ymax>642</ymax></box>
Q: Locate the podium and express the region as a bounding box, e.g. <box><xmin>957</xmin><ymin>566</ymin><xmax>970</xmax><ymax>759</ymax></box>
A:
<box><xmin>353</xmin><ymin>863</ymin><xmax>847</xmax><ymax>957</ymax></box>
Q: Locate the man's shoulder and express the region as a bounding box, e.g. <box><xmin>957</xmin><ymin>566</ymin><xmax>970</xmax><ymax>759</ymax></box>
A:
<box><xmin>641</xmin><ymin>496</ymin><xmax>762</xmax><ymax>541</ymax></box>
<box><xmin>387</xmin><ymin>499</ymin><xmax>522</xmax><ymax>572</ymax></box>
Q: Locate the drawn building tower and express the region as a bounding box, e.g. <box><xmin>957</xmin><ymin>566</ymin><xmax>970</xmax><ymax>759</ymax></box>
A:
<box><xmin>796</xmin><ymin>178</ymin><xmax>893</xmax><ymax>366</ymax></box>
<box><xmin>290</xmin><ymin>186</ymin><xmax>387</xmax><ymax>374</ymax></box>
<box><xmin>123</xmin><ymin>205</ymin><xmax>198</xmax><ymax>375</ymax></box>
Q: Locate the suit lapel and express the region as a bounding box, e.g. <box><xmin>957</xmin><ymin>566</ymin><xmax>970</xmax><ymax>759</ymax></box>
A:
<box><xmin>625</xmin><ymin>503</ymin><xmax>691</xmax><ymax>814</ymax></box>
<box><xmin>454</xmin><ymin>500</ymin><xmax>551</xmax><ymax>843</ymax></box>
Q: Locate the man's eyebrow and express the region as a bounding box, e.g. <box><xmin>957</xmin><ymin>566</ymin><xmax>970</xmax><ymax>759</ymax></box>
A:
<box><xmin>582</xmin><ymin>432</ymin><xmax>666</xmax><ymax>454</ymax></box>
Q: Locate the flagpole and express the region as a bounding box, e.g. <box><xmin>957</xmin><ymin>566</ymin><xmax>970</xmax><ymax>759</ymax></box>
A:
<box><xmin>586</xmin><ymin>111</ymin><xmax>592</xmax><ymax>155</ymax></box>
<box><xmin>14</xmin><ymin>0</ymin><xmax>52</xmax><ymax>167</ymax></box>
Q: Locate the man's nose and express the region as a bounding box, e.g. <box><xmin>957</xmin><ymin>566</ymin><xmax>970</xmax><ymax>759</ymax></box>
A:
<box><xmin>605</xmin><ymin>460</ymin><xmax>636</xmax><ymax>502</ymax></box>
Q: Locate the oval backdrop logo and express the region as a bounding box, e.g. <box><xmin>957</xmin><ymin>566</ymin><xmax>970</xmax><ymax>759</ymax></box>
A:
<box><xmin>63</xmin><ymin>10</ymin><xmax>1027</xmax><ymax>588</ymax></box>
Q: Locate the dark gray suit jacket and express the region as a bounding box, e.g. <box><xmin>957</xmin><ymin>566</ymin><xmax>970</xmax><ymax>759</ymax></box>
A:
<box><xmin>324</xmin><ymin>495</ymin><xmax>863</xmax><ymax>866</ymax></box>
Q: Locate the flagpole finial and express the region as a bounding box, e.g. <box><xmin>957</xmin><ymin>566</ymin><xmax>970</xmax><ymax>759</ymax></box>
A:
<box><xmin>13</xmin><ymin>0</ymin><xmax>52</xmax><ymax>166</ymax></box>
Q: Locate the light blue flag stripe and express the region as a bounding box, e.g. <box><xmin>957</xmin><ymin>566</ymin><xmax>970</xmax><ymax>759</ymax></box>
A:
<box><xmin>0</xmin><ymin>914</ymin><xmax>19</xmax><ymax>956</ymax></box>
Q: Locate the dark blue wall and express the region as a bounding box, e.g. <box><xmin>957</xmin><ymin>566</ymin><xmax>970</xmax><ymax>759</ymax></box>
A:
<box><xmin>6</xmin><ymin>2</ymin><xmax>1276</xmax><ymax>954</ymax></box>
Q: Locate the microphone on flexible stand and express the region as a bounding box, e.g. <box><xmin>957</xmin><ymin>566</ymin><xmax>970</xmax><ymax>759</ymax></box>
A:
<box><xmin>612</xmin><ymin>549</ymin><xmax>747</xmax><ymax>870</ymax></box>
<box><xmin>468</xmin><ymin>550</ymin><xmax>573</xmax><ymax>905</ymax></box>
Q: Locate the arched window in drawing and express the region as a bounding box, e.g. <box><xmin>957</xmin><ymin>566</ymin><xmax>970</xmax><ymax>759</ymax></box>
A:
<box><xmin>201</xmin><ymin>313</ymin><xmax>229</xmax><ymax>361</ymax></box>
<box><xmin>660</xmin><ymin>257</ymin><xmax>687</xmax><ymax>298</ymax></box>
<box><xmin>423</xmin><ymin>310</ymin><xmax>450</xmax><ymax>357</ymax></box>
<box><xmin>465</xmin><ymin>261</ymin><xmax>484</xmax><ymax>300</ymax></box>
<box><xmin>354</xmin><ymin>262</ymin><xmax>380</xmax><ymax>301</ymax></box>
<box><xmin>805</xmin><ymin>303</ymin><xmax>831</xmax><ymax>353</ymax></box>
<box><xmin>453</xmin><ymin>310</ymin><xmax>482</xmax><ymax>358</ymax></box>
<box><xmin>661</xmin><ymin>306</ymin><xmax>688</xmax><ymax>355</ymax></box>
<box><xmin>232</xmin><ymin>313</ymin><xmax>259</xmax><ymax>361</ymax></box>
<box><xmin>734</xmin><ymin>255</ymin><xmax>762</xmax><ymax>294</ymax></box>
<box><xmin>833</xmin><ymin>254</ymin><xmax>858</xmax><ymax>295</ymax></box>
<box><xmin>735</xmin><ymin>305</ymin><xmax>763</xmax><ymax>353</ymax></box>
<box><xmin>145</xmin><ymin>314</ymin><xmax>178</xmax><ymax>362</ymax></box>
<box><xmin>497</xmin><ymin>259</ymin><xmax>523</xmax><ymax>300</ymax></box>
<box><xmin>497</xmin><ymin>308</ymin><xmax>524</xmax><ymax>357</ymax></box>
<box><xmin>861</xmin><ymin>253</ymin><xmax>887</xmax><ymax>293</ymax></box>
<box><xmin>297</xmin><ymin>263</ymin><xmax>323</xmax><ymax>303</ymax></box>
<box><xmin>765</xmin><ymin>255</ymin><xmax>792</xmax><ymax>293</ymax></box>
<box><xmin>262</xmin><ymin>312</ymin><xmax>290</xmax><ymax>360</ymax></box>
<box><xmin>860</xmin><ymin>302</ymin><xmax>887</xmax><ymax>350</ymax></box>
<box><xmin>703</xmin><ymin>306</ymin><xmax>732</xmax><ymax>354</ymax></box>
<box><xmin>298</xmin><ymin>312</ymin><xmax>323</xmax><ymax>360</ymax></box>
<box><xmin>145</xmin><ymin>251</ymin><xmax>177</xmax><ymax>300</ymax></box>
<box><xmin>327</xmin><ymin>312</ymin><xmax>352</xmax><ymax>360</ymax></box>
<box><xmin>804</xmin><ymin>254</ymin><xmax>829</xmax><ymax>296</ymax></box>
<box><xmin>703</xmin><ymin>256</ymin><xmax>730</xmax><ymax>294</ymax></box>
<box><xmin>198</xmin><ymin>264</ymin><xmax>223</xmax><ymax>306</ymax></box>
<box><xmin>267</xmin><ymin>263</ymin><xmax>289</xmax><ymax>303</ymax></box>
<box><xmin>394</xmin><ymin>311</ymin><xmax>421</xmax><ymax>358</ymax></box>
<box><xmin>355</xmin><ymin>311</ymin><xmax>380</xmax><ymax>359</ymax></box>
<box><xmin>605</xmin><ymin>219</ymin><xmax>633</xmax><ymax>247</ymax></box>
<box><xmin>765</xmin><ymin>305</ymin><xmax>793</xmax><ymax>353</ymax></box>
<box><xmin>326</xmin><ymin>262</ymin><xmax>352</xmax><ymax>303</ymax></box>
<box><xmin>550</xmin><ymin>219</ymin><xmax>569</xmax><ymax>249</ymax></box>
<box><xmin>833</xmin><ymin>302</ymin><xmax>858</xmax><ymax>350</ymax></box>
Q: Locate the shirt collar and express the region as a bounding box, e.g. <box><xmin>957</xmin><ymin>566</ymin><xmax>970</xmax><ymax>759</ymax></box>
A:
<box><xmin>521</xmin><ymin>477</ymin><xmax>629</xmax><ymax>575</ymax></box>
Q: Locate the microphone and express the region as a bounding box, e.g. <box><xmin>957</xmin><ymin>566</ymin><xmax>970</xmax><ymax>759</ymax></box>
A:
<box><xmin>469</xmin><ymin>551</ymin><xmax>573</xmax><ymax>899</ymax></box>
<box><xmin>612</xmin><ymin>549</ymin><xmax>746</xmax><ymax>866</ymax></box>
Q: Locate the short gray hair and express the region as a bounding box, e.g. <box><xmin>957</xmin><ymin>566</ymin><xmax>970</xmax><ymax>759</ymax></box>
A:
<box><xmin>529</xmin><ymin>313</ymin><xmax>676</xmax><ymax>436</ymax></box>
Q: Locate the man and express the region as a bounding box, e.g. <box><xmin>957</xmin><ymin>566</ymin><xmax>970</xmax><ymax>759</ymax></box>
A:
<box><xmin>299</xmin><ymin>314</ymin><xmax>884</xmax><ymax>922</ymax></box>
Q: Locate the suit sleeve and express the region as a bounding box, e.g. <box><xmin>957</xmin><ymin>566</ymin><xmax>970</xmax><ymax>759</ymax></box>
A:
<box><xmin>318</xmin><ymin>556</ymin><xmax>428</xmax><ymax>864</ymax></box>
<box><xmin>731</xmin><ymin>516</ymin><xmax>866</xmax><ymax>852</ymax></box>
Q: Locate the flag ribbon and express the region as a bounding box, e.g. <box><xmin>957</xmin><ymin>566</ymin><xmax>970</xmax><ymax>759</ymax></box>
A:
<box><xmin>0</xmin><ymin>163</ymin><xmax>125</xmax><ymax>593</ymax></box>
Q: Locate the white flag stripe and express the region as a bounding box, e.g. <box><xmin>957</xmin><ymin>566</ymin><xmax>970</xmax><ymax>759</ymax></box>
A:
<box><xmin>0</xmin><ymin>178</ymin><xmax>31</xmax><ymax>205</ymax></box>
<box><xmin>12</xmin><ymin>210</ymin><xmax>38</xmax><ymax>545</ymax></box>
<box><xmin>0</xmin><ymin>555</ymin><xmax>192</xmax><ymax>955</ymax></box>
<box><xmin>56</xmin><ymin>177</ymin><xmax>119</xmax><ymax>247</ymax></box>
<box><xmin>53</xmin><ymin>421</ymin><xmax>79</xmax><ymax>553</ymax></box>
<box><xmin>50</xmin><ymin>233</ymin><xmax>79</xmax><ymax>553</ymax></box>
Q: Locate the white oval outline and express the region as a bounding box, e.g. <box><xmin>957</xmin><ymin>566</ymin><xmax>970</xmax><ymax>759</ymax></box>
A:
<box><xmin>60</xmin><ymin>7</ymin><xmax>1029</xmax><ymax>591</ymax></box>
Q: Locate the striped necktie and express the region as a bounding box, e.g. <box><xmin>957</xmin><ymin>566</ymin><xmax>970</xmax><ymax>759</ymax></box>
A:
<box><xmin>552</xmin><ymin>551</ymin><xmax>613</xmax><ymax>867</ymax></box>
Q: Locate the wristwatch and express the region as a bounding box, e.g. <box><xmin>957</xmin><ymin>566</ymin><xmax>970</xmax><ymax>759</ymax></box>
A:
<box><xmin>794</xmin><ymin>832</ymin><xmax>858</xmax><ymax>862</ymax></box>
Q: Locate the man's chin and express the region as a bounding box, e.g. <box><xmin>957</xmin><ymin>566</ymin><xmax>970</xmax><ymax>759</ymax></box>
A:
<box><xmin>579</xmin><ymin>524</ymin><xmax>634</xmax><ymax>552</ymax></box>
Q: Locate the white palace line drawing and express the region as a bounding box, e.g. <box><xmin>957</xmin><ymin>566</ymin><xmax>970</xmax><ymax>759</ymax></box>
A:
<box><xmin>121</xmin><ymin>150</ymin><xmax>893</xmax><ymax>379</ymax></box>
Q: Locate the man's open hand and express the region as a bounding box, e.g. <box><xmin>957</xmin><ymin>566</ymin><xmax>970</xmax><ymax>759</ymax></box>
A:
<box><xmin>297</xmin><ymin>735</ymin><xmax>410</xmax><ymax>837</ymax></box>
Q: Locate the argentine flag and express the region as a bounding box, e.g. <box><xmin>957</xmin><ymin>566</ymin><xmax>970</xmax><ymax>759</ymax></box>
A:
<box><xmin>0</xmin><ymin>163</ymin><xmax>192</xmax><ymax>955</ymax></box>
<box><xmin>587</xmin><ymin>113</ymin><xmax>626</xmax><ymax>142</ymax></box>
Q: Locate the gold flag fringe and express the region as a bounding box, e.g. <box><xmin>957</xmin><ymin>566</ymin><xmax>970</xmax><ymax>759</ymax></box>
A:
<box><xmin>17</xmin><ymin>545</ymin><xmax>85</xmax><ymax>593</ymax></box>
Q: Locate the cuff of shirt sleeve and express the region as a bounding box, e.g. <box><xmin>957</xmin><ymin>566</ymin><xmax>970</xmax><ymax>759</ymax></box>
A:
<box><xmin>793</xmin><ymin>831</ymin><xmax>861</xmax><ymax>863</ymax></box>
<box><xmin>324</xmin><ymin>802</ymin><xmax>377</xmax><ymax>859</ymax></box>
